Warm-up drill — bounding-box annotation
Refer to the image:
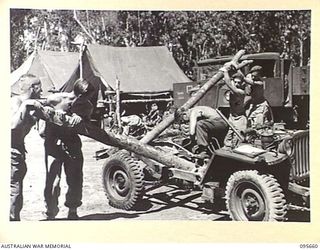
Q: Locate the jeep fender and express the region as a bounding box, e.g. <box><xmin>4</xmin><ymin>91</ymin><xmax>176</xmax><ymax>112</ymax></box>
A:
<box><xmin>201</xmin><ymin>148</ymin><xmax>290</xmax><ymax>189</ymax></box>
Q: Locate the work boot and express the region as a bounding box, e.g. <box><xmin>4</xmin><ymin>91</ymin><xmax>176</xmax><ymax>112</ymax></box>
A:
<box><xmin>67</xmin><ymin>208</ymin><xmax>79</xmax><ymax>220</ymax></box>
<box><xmin>44</xmin><ymin>206</ymin><xmax>59</xmax><ymax>220</ymax></box>
<box><xmin>9</xmin><ymin>215</ymin><xmax>20</xmax><ymax>221</ymax></box>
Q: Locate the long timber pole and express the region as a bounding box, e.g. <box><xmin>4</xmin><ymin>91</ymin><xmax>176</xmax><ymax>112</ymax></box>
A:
<box><xmin>34</xmin><ymin>107</ymin><xmax>196</xmax><ymax>171</ymax></box>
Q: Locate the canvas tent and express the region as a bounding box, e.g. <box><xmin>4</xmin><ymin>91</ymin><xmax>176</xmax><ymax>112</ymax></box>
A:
<box><xmin>61</xmin><ymin>44</ymin><xmax>191</xmax><ymax>115</ymax></box>
<box><xmin>62</xmin><ymin>44</ymin><xmax>191</xmax><ymax>96</ymax></box>
<box><xmin>11</xmin><ymin>50</ymin><xmax>79</xmax><ymax>97</ymax></box>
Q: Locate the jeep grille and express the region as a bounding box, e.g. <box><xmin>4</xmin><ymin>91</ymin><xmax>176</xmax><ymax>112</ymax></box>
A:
<box><xmin>290</xmin><ymin>130</ymin><xmax>309</xmax><ymax>181</ymax></box>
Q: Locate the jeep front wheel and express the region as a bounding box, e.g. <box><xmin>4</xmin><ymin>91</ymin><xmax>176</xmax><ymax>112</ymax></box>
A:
<box><xmin>102</xmin><ymin>151</ymin><xmax>144</xmax><ymax>210</ymax></box>
<box><xmin>225</xmin><ymin>170</ymin><xmax>286</xmax><ymax>221</ymax></box>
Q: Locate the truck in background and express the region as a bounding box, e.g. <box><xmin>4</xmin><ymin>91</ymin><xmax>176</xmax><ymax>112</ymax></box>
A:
<box><xmin>173</xmin><ymin>52</ymin><xmax>309</xmax><ymax>129</ymax></box>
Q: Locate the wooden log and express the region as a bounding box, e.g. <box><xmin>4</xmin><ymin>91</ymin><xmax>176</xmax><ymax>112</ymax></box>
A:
<box><xmin>34</xmin><ymin>106</ymin><xmax>196</xmax><ymax>171</ymax></box>
<box><xmin>141</xmin><ymin>50</ymin><xmax>253</xmax><ymax>144</ymax></box>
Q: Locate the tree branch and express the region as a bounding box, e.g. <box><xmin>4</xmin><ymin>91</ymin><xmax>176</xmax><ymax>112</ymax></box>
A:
<box><xmin>73</xmin><ymin>10</ymin><xmax>96</xmax><ymax>44</ymax></box>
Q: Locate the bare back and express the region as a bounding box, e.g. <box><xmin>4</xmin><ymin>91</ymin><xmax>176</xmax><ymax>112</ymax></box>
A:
<box><xmin>46</xmin><ymin>92</ymin><xmax>75</xmax><ymax>111</ymax></box>
<box><xmin>47</xmin><ymin>92</ymin><xmax>93</xmax><ymax>119</ymax></box>
<box><xmin>44</xmin><ymin>92</ymin><xmax>93</xmax><ymax>143</ymax></box>
<box><xmin>11</xmin><ymin>96</ymin><xmax>37</xmax><ymax>149</ymax></box>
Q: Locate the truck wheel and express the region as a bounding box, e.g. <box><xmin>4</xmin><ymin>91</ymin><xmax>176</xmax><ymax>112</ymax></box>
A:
<box><xmin>225</xmin><ymin>170</ymin><xmax>286</xmax><ymax>221</ymax></box>
<box><xmin>102</xmin><ymin>151</ymin><xmax>144</xmax><ymax>210</ymax></box>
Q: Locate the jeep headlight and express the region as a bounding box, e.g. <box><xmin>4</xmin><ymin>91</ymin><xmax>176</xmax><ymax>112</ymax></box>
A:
<box><xmin>278</xmin><ymin>139</ymin><xmax>293</xmax><ymax>156</ymax></box>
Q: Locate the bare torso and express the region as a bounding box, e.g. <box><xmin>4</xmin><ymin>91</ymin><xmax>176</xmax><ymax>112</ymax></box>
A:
<box><xmin>46</xmin><ymin>92</ymin><xmax>75</xmax><ymax>112</ymax></box>
<box><xmin>45</xmin><ymin>92</ymin><xmax>93</xmax><ymax>142</ymax></box>
<box><xmin>47</xmin><ymin>92</ymin><xmax>93</xmax><ymax>120</ymax></box>
<box><xmin>11</xmin><ymin>96</ymin><xmax>37</xmax><ymax>149</ymax></box>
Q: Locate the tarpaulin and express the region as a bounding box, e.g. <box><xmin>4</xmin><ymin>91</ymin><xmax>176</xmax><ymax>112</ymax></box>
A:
<box><xmin>84</xmin><ymin>44</ymin><xmax>191</xmax><ymax>93</ymax></box>
<box><xmin>11</xmin><ymin>50</ymin><xmax>79</xmax><ymax>97</ymax></box>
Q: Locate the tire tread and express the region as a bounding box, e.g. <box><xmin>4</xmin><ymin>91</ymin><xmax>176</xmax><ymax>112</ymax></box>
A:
<box><xmin>225</xmin><ymin>170</ymin><xmax>287</xmax><ymax>221</ymax></box>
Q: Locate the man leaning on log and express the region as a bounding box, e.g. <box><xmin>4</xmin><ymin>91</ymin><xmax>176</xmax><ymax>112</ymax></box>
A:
<box><xmin>42</xmin><ymin>79</ymin><xmax>94</xmax><ymax>220</ymax></box>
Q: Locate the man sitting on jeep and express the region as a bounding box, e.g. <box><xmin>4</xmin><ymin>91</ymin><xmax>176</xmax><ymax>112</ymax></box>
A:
<box><xmin>186</xmin><ymin>106</ymin><xmax>228</xmax><ymax>158</ymax></box>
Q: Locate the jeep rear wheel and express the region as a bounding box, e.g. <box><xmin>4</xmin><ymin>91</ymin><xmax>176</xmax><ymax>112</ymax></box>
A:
<box><xmin>102</xmin><ymin>151</ymin><xmax>144</xmax><ymax>210</ymax></box>
<box><xmin>225</xmin><ymin>170</ymin><xmax>287</xmax><ymax>221</ymax></box>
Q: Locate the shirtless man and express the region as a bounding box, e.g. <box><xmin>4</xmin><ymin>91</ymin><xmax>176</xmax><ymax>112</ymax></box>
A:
<box><xmin>187</xmin><ymin>106</ymin><xmax>228</xmax><ymax>157</ymax></box>
<box><xmin>43</xmin><ymin>79</ymin><xmax>94</xmax><ymax>220</ymax></box>
<box><xmin>221</xmin><ymin>66</ymin><xmax>247</xmax><ymax>148</ymax></box>
<box><xmin>244</xmin><ymin>65</ymin><xmax>273</xmax><ymax>128</ymax></box>
<box><xmin>11</xmin><ymin>74</ymin><xmax>43</xmax><ymax>221</ymax></box>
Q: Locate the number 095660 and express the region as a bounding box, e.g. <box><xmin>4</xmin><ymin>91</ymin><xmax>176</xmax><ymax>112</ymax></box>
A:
<box><xmin>300</xmin><ymin>244</ymin><xmax>318</xmax><ymax>248</ymax></box>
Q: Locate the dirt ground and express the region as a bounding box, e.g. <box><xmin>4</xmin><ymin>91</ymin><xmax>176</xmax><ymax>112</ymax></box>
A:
<box><xmin>20</xmin><ymin>127</ymin><xmax>309</xmax><ymax>222</ymax></box>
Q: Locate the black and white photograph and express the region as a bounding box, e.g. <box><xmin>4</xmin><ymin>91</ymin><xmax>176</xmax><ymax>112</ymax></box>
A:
<box><xmin>8</xmin><ymin>7</ymin><xmax>311</xmax><ymax>226</ymax></box>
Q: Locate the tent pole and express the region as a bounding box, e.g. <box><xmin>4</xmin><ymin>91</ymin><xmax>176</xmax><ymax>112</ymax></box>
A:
<box><xmin>108</xmin><ymin>95</ymin><xmax>113</xmax><ymax>115</ymax></box>
<box><xmin>98</xmin><ymin>97</ymin><xmax>174</xmax><ymax>104</ymax></box>
<box><xmin>79</xmin><ymin>42</ymin><xmax>84</xmax><ymax>80</ymax></box>
<box><xmin>116</xmin><ymin>77</ymin><xmax>121</xmax><ymax>129</ymax></box>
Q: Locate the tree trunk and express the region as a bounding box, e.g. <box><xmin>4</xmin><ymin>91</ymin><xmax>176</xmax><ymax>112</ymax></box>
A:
<box><xmin>73</xmin><ymin>10</ymin><xmax>96</xmax><ymax>44</ymax></box>
<box><xmin>138</xmin><ymin>11</ymin><xmax>142</xmax><ymax>44</ymax></box>
<box><xmin>34</xmin><ymin>106</ymin><xmax>196</xmax><ymax>171</ymax></box>
<box><xmin>298</xmin><ymin>37</ymin><xmax>303</xmax><ymax>67</ymax></box>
